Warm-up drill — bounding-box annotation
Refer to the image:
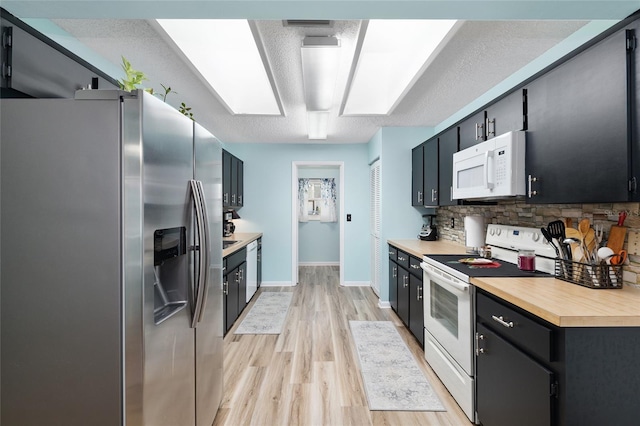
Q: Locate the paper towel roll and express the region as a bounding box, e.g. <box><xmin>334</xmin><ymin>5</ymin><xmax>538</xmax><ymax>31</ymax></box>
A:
<box><xmin>464</xmin><ymin>215</ymin><xmax>486</xmax><ymax>250</ymax></box>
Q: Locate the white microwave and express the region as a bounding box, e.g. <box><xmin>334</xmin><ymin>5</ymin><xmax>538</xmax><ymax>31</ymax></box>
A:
<box><xmin>452</xmin><ymin>131</ymin><xmax>526</xmax><ymax>200</ymax></box>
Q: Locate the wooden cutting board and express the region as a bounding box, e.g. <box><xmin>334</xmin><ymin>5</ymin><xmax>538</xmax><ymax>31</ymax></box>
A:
<box><xmin>607</xmin><ymin>225</ymin><xmax>627</xmax><ymax>254</ymax></box>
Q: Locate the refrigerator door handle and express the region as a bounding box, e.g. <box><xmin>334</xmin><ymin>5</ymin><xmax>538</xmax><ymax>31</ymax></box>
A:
<box><xmin>195</xmin><ymin>180</ymin><xmax>211</xmax><ymax>323</ymax></box>
<box><xmin>190</xmin><ymin>179</ymin><xmax>207</xmax><ymax>328</ymax></box>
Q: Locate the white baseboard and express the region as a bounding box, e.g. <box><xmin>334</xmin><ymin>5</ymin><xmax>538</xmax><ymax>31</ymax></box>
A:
<box><xmin>260</xmin><ymin>281</ymin><xmax>295</xmax><ymax>287</ymax></box>
<box><xmin>298</xmin><ymin>262</ymin><xmax>340</xmax><ymax>266</ymax></box>
<box><xmin>378</xmin><ymin>300</ymin><xmax>391</xmax><ymax>309</ymax></box>
<box><xmin>343</xmin><ymin>281</ymin><xmax>370</xmax><ymax>287</ymax></box>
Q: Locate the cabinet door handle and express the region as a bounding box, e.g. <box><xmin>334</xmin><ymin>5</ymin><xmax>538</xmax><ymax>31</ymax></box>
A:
<box><xmin>417</xmin><ymin>285</ymin><xmax>422</xmax><ymax>301</ymax></box>
<box><xmin>528</xmin><ymin>175</ymin><xmax>538</xmax><ymax>198</ymax></box>
<box><xmin>431</xmin><ymin>189</ymin><xmax>437</xmax><ymax>202</ymax></box>
<box><xmin>475</xmin><ymin>333</ymin><xmax>486</xmax><ymax>355</ymax></box>
<box><xmin>223</xmin><ymin>281</ymin><xmax>228</xmax><ymax>295</ymax></box>
<box><xmin>224</xmin><ymin>193</ymin><xmax>228</xmax><ymax>204</ymax></box>
<box><xmin>392</xmin><ymin>266</ymin><xmax>397</xmax><ymax>278</ymax></box>
<box><xmin>403</xmin><ymin>275</ymin><xmax>409</xmax><ymax>288</ymax></box>
<box><xmin>239</xmin><ymin>269</ymin><xmax>244</xmax><ymax>281</ymax></box>
<box><xmin>486</xmin><ymin>117</ymin><xmax>495</xmax><ymax>137</ymax></box>
<box><xmin>232</xmin><ymin>194</ymin><xmax>236</xmax><ymax>204</ymax></box>
<box><xmin>475</xmin><ymin>122</ymin><xmax>484</xmax><ymax>140</ymax></box>
<box><xmin>239</xmin><ymin>195</ymin><xmax>243</xmax><ymax>205</ymax></box>
<box><xmin>492</xmin><ymin>315</ymin><xmax>514</xmax><ymax>328</ymax></box>
<box><xmin>417</xmin><ymin>191</ymin><xmax>422</xmax><ymax>203</ymax></box>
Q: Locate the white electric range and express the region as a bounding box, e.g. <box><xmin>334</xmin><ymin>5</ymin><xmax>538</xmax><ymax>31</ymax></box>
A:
<box><xmin>420</xmin><ymin>224</ymin><xmax>556</xmax><ymax>423</ymax></box>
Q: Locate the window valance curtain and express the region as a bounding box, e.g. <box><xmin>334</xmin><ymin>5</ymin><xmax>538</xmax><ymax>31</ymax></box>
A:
<box><xmin>297</xmin><ymin>177</ymin><xmax>337</xmax><ymax>222</ymax></box>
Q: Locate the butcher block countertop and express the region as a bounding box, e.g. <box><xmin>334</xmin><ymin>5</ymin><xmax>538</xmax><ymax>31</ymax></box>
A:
<box><xmin>471</xmin><ymin>276</ymin><xmax>640</xmax><ymax>327</ymax></box>
<box><xmin>223</xmin><ymin>232</ymin><xmax>262</xmax><ymax>258</ymax></box>
<box><xmin>387</xmin><ymin>238</ymin><xmax>640</xmax><ymax>328</ymax></box>
<box><xmin>387</xmin><ymin>238</ymin><xmax>467</xmax><ymax>258</ymax></box>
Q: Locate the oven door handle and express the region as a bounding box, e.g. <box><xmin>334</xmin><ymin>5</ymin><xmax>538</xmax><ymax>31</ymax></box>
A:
<box><xmin>421</xmin><ymin>262</ymin><xmax>470</xmax><ymax>293</ymax></box>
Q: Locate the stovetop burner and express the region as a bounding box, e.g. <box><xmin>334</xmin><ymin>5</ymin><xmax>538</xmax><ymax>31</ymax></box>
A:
<box><xmin>425</xmin><ymin>254</ymin><xmax>553</xmax><ymax>278</ymax></box>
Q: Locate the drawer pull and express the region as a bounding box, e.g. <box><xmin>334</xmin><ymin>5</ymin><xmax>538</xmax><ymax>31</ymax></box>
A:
<box><xmin>410</xmin><ymin>264</ymin><xmax>420</xmax><ymax>269</ymax></box>
<box><xmin>398</xmin><ymin>256</ymin><xmax>406</xmax><ymax>261</ymax></box>
<box><xmin>492</xmin><ymin>315</ymin><xmax>514</xmax><ymax>328</ymax></box>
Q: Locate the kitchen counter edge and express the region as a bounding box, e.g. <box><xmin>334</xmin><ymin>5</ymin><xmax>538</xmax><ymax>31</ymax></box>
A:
<box><xmin>387</xmin><ymin>239</ymin><xmax>640</xmax><ymax>328</ymax></box>
<box><xmin>223</xmin><ymin>233</ymin><xmax>262</xmax><ymax>258</ymax></box>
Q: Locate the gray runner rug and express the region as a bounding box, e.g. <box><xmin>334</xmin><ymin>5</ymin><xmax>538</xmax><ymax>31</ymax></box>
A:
<box><xmin>349</xmin><ymin>320</ymin><xmax>445</xmax><ymax>411</ymax></box>
<box><xmin>234</xmin><ymin>292</ymin><xmax>293</xmax><ymax>334</ymax></box>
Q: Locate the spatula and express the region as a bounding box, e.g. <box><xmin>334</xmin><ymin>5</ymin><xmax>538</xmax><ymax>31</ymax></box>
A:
<box><xmin>547</xmin><ymin>220</ymin><xmax>571</xmax><ymax>260</ymax></box>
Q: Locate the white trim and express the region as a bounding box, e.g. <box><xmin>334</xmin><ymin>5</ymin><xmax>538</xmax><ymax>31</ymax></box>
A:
<box><xmin>259</xmin><ymin>281</ymin><xmax>295</xmax><ymax>287</ymax></box>
<box><xmin>292</xmin><ymin>161</ymin><xmax>345</xmax><ymax>287</ymax></box>
<box><xmin>298</xmin><ymin>261</ymin><xmax>340</xmax><ymax>266</ymax></box>
<box><xmin>343</xmin><ymin>281</ymin><xmax>370</xmax><ymax>287</ymax></box>
<box><xmin>378</xmin><ymin>300</ymin><xmax>391</xmax><ymax>309</ymax></box>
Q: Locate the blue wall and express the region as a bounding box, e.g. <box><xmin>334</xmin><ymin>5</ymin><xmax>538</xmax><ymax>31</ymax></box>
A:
<box><xmin>223</xmin><ymin>143</ymin><xmax>369</xmax><ymax>284</ymax></box>
<box><xmin>373</xmin><ymin>127</ymin><xmax>435</xmax><ymax>302</ymax></box>
<box><xmin>298</xmin><ymin>167</ymin><xmax>340</xmax><ymax>264</ymax></box>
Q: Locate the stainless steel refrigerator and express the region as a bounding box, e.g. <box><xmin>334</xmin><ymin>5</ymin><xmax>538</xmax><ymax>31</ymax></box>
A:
<box><xmin>0</xmin><ymin>89</ymin><xmax>223</xmax><ymax>426</ymax></box>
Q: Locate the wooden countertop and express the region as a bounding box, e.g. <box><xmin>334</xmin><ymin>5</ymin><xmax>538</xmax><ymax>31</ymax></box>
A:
<box><xmin>387</xmin><ymin>238</ymin><xmax>467</xmax><ymax>259</ymax></box>
<box><xmin>223</xmin><ymin>232</ymin><xmax>262</xmax><ymax>258</ymax></box>
<box><xmin>471</xmin><ymin>276</ymin><xmax>640</xmax><ymax>327</ymax></box>
<box><xmin>388</xmin><ymin>238</ymin><xmax>640</xmax><ymax>328</ymax></box>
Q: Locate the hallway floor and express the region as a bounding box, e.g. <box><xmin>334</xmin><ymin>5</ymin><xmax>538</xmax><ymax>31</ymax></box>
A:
<box><xmin>213</xmin><ymin>266</ymin><xmax>471</xmax><ymax>425</ymax></box>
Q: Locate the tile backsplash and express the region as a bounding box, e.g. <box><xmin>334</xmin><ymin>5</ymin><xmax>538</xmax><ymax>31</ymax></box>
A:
<box><xmin>434</xmin><ymin>200</ymin><xmax>640</xmax><ymax>287</ymax></box>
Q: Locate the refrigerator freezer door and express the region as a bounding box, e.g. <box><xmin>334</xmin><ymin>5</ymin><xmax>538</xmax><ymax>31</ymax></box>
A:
<box><xmin>193</xmin><ymin>122</ymin><xmax>224</xmax><ymax>426</ymax></box>
<box><xmin>137</xmin><ymin>93</ymin><xmax>196</xmax><ymax>426</ymax></box>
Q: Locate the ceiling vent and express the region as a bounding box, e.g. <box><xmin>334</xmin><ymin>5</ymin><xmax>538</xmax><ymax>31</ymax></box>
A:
<box><xmin>283</xmin><ymin>20</ymin><xmax>334</xmax><ymax>28</ymax></box>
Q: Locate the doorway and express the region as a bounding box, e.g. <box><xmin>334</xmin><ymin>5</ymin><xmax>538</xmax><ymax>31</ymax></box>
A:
<box><xmin>291</xmin><ymin>161</ymin><xmax>344</xmax><ymax>286</ymax></box>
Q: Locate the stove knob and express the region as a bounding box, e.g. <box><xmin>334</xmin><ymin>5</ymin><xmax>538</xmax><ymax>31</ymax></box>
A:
<box><xmin>532</xmin><ymin>232</ymin><xmax>540</xmax><ymax>242</ymax></box>
<box><xmin>489</xmin><ymin>228</ymin><xmax>495</xmax><ymax>236</ymax></box>
<box><xmin>495</xmin><ymin>228</ymin><xmax>501</xmax><ymax>236</ymax></box>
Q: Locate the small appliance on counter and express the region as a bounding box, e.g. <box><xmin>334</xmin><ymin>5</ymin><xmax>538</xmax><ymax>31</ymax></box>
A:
<box><xmin>464</xmin><ymin>215</ymin><xmax>485</xmax><ymax>253</ymax></box>
<box><xmin>224</xmin><ymin>209</ymin><xmax>240</xmax><ymax>237</ymax></box>
<box><xmin>418</xmin><ymin>214</ymin><xmax>438</xmax><ymax>241</ymax></box>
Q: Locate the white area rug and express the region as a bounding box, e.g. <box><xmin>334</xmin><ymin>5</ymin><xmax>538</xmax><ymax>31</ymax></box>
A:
<box><xmin>349</xmin><ymin>320</ymin><xmax>446</xmax><ymax>412</ymax></box>
<box><xmin>234</xmin><ymin>292</ymin><xmax>293</xmax><ymax>334</ymax></box>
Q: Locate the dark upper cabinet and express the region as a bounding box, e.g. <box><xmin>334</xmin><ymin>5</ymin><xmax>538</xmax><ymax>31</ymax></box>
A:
<box><xmin>526</xmin><ymin>27</ymin><xmax>632</xmax><ymax>204</ymax></box>
<box><xmin>459</xmin><ymin>110</ymin><xmax>487</xmax><ymax>150</ymax></box>
<box><xmin>411</xmin><ymin>144</ymin><xmax>425</xmax><ymax>206</ymax></box>
<box><xmin>422</xmin><ymin>139</ymin><xmax>439</xmax><ymax>207</ymax></box>
<box><xmin>459</xmin><ymin>90</ymin><xmax>527</xmax><ymax>151</ymax></box>
<box><xmin>438</xmin><ymin>127</ymin><xmax>459</xmax><ymax>206</ymax></box>
<box><xmin>223</xmin><ymin>149</ymin><xmax>244</xmax><ymax>208</ymax></box>
<box><xmin>485</xmin><ymin>89</ymin><xmax>528</xmax><ymax>139</ymax></box>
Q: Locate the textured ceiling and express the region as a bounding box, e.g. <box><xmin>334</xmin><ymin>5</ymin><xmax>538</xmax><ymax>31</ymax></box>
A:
<box><xmin>49</xmin><ymin>18</ymin><xmax>589</xmax><ymax>144</ymax></box>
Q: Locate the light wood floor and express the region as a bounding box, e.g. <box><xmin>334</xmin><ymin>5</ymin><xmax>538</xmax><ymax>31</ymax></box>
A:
<box><xmin>213</xmin><ymin>266</ymin><xmax>472</xmax><ymax>426</ymax></box>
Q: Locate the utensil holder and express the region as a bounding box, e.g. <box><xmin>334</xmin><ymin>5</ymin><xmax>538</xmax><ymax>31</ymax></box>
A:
<box><xmin>554</xmin><ymin>259</ymin><xmax>623</xmax><ymax>289</ymax></box>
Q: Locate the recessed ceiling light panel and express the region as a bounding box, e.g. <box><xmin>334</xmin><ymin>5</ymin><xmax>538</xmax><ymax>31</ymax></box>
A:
<box><xmin>342</xmin><ymin>19</ymin><xmax>460</xmax><ymax>116</ymax></box>
<box><xmin>157</xmin><ymin>19</ymin><xmax>282</xmax><ymax>115</ymax></box>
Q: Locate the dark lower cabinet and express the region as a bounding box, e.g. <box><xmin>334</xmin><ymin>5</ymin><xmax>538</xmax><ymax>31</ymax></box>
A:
<box><xmin>389</xmin><ymin>245</ymin><xmax>424</xmax><ymax>347</ymax></box>
<box><xmin>389</xmin><ymin>246</ymin><xmax>398</xmax><ymax>313</ymax></box>
<box><xmin>408</xmin><ymin>272</ymin><xmax>424</xmax><ymax>346</ymax></box>
<box><xmin>397</xmin><ymin>267</ymin><xmax>410</xmax><ymax>326</ymax></box>
<box><xmin>476</xmin><ymin>322</ymin><xmax>554</xmax><ymax>426</ymax></box>
<box><xmin>476</xmin><ymin>289</ymin><xmax>640</xmax><ymax>426</ymax></box>
<box><xmin>223</xmin><ymin>247</ymin><xmax>247</xmax><ymax>335</ymax></box>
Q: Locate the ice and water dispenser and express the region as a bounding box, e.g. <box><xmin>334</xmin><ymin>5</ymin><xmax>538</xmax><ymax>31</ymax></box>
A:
<box><xmin>153</xmin><ymin>226</ymin><xmax>188</xmax><ymax>324</ymax></box>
